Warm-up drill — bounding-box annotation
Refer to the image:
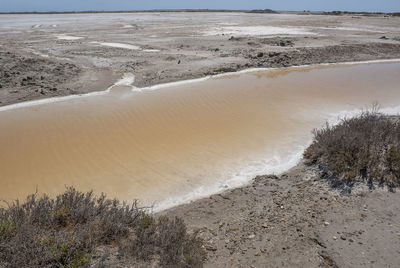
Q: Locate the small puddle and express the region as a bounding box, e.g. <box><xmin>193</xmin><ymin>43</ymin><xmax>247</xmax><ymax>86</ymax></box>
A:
<box><xmin>91</xmin><ymin>42</ymin><xmax>140</xmax><ymax>50</ymax></box>
<box><xmin>1</xmin><ymin>62</ymin><xmax>400</xmax><ymax>210</ymax></box>
<box><xmin>55</xmin><ymin>34</ymin><xmax>84</xmax><ymax>40</ymax></box>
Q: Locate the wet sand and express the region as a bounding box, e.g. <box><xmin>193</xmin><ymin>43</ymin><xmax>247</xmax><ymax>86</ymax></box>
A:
<box><xmin>161</xmin><ymin>162</ymin><xmax>400</xmax><ymax>268</ymax></box>
<box><xmin>1</xmin><ymin>62</ymin><xmax>400</xmax><ymax>209</ymax></box>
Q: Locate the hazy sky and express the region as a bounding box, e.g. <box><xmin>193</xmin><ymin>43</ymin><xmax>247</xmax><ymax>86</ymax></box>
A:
<box><xmin>1</xmin><ymin>0</ymin><xmax>399</xmax><ymax>13</ymax></box>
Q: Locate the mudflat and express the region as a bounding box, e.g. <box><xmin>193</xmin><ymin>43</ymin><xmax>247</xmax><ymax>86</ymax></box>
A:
<box><xmin>1</xmin><ymin>12</ymin><xmax>400</xmax><ymax>106</ymax></box>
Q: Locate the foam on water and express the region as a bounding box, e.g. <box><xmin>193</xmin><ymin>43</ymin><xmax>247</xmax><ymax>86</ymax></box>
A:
<box><xmin>153</xmin><ymin>104</ymin><xmax>400</xmax><ymax>212</ymax></box>
<box><xmin>114</xmin><ymin>73</ymin><xmax>135</xmax><ymax>86</ymax></box>
<box><xmin>0</xmin><ymin>73</ymin><xmax>135</xmax><ymax>112</ymax></box>
<box><xmin>0</xmin><ymin>90</ymin><xmax>110</xmax><ymax>112</ymax></box>
<box><xmin>135</xmin><ymin>58</ymin><xmax>400</xmax><ymax>93</ymax></box>
<box><xmin>1</xmin><ymin>60</ymin><xmax>400</xmax><ymax>213</ymax></box>
<box><xmin>381</xmin><ymin>105</ymin><xmax>400</xmax><ymax>115</ymax></box>
<box><xmin>137</xmin><ymin>76</ymin><xmax>211</xmax><ymax>92</ymax></box>
<box><xmin>327</xmin><ymin>105</ymin><xmax>400</xmax><ymax>125</ymax></box>
<box><xmin>153</xmin><ymin>145</ymin><xmax>306</xmax><ymax>212</ymax></box>
<box><xmin>1</xmin><ymin>59</ymin><xmax>399</xmax><ymax>112</ymax></box>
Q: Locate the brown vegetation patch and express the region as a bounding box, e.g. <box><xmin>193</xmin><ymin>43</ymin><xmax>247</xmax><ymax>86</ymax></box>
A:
<box><xmin>304</xmin><ymin>109</ymin><xmax>400</xmax><ymax>191</ymax></box>
<box><xmin>0</xmin><ymin>188</ymin><xmax>204</xmax><ymax>267</ymax></box>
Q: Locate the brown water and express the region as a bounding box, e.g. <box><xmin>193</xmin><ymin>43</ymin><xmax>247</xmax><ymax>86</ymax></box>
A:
<box><xmin>1</xmin><ymin>62</ymin><xmax>400</xmax><ymax>210</ymax></box>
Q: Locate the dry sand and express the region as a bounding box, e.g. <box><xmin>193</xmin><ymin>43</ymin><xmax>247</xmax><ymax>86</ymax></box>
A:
<box><xmin>161</xmin><ymin>162</ymin><xmax>400</xmax><ymax>268</ymax></box>
<box><xmin>1</xmin><ymin>12</ymin><xmax>400</xmax><ymax>106</ymax></box>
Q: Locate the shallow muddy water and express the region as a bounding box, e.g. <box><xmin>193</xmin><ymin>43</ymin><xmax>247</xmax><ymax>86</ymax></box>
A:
<box><xmin>1</xmin><ymin>62</ymin><xmax>400</xmax><ymax>210</ymax></box>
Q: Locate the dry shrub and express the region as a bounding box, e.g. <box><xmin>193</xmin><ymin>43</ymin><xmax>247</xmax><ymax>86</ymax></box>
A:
<box><xmin>121</xmin><ymin>215</ymin><xmax>205</xmax><ymax>267</ymax></box>
<box><xmin>0</xmin><ymin>188</ymin><xmax>204</xmax><ymax>267</ymax></box>
<box><xmin>304</xmin><ymin>110</ymin><xmax>400</xmax><ymax>191</ymax></box>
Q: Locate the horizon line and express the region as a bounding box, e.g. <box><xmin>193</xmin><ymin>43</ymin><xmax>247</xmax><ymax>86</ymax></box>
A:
<box><xmin>0</xmin><ymin>9</ymin><xmax>398</xmax><ymax>15</ymax></box>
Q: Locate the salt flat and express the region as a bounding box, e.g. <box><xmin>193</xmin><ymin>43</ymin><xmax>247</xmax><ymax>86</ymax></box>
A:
<box><xmin>1</xmin><ymin>12</ymin><xmax>400</xmax><ymax>106</ymax></box>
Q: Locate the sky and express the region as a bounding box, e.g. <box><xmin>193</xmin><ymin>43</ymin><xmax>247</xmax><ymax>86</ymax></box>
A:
<box><xmin>1</xmin><ymin>0</ymin><xmax>399</xmax><ymax>13</ymax></box>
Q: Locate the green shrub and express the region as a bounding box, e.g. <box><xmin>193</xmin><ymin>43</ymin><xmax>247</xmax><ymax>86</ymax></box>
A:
<box><xmin>53</xmin><ymin>206</ymin><xmax>70</xmax><ymax>227</ymax></box>
<box><xmin>304</xmin><ymin>110</ymin><xmax>400</xmax><ymax>191</ymax></box>
<box><xmin>140</xmin><ymin>212</ymin><xmax>155</xmax><ymax>228</ymax></box>
<box><xmin>121</xmin><ymin>216</ymin><xmax>205</xmax><ymax>267</ymax></box>
<box><xmin>40</xmin><ymin>236</ymin><xmax>91</xmax><ymax>268</ymax></box>
<box><xmin>0</xmin><ymin>220</ymin><xmax>16</xmax><ymax>238</ymax></box>
<box><xmin>0</xmin><ymin>187</ymin><xmax>204</xmax><ymax>267</ymax></box>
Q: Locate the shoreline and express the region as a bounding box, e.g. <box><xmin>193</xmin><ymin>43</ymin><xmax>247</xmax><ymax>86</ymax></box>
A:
<box><xmin>157</xmin><ymin>113</ymin><xmax>400</xmax><ymax>267</ymax></box>
<box><xmin>1</xmin><ymin>58</ymin><xmax>400</xmax><ymax>112</ymax></box>
<box><xmin>160</xmin><ymin>159</ymin><xmax>400</xmax><ymax>267</ymax></box>
<box><xmin>1</xmin><ymin>59</ymin><xmax>400</xmax><ymax>214</ymax></box>
<box><xmin>2</xmin><ymin>12</ymin><xmax>400</xmax><ymax>108</ymax></box>
<box><xmin>2</xmin><ymin>12</ymin><xmax>400</xmax><ymax>267</ymax></box>
<box><xmin>137</xmin><ymin>58</ymin><xmax>400</xmax><ymax>91</ymax></box>
<box><xmin>153</xmin><ymin>103</ymin><xmax>400</xmax><ymax>213</ymax></box>
<box><xmin>0</xmin><ymin>10</ymin><xmax>400</xmax><ymax>268</ymax></box>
